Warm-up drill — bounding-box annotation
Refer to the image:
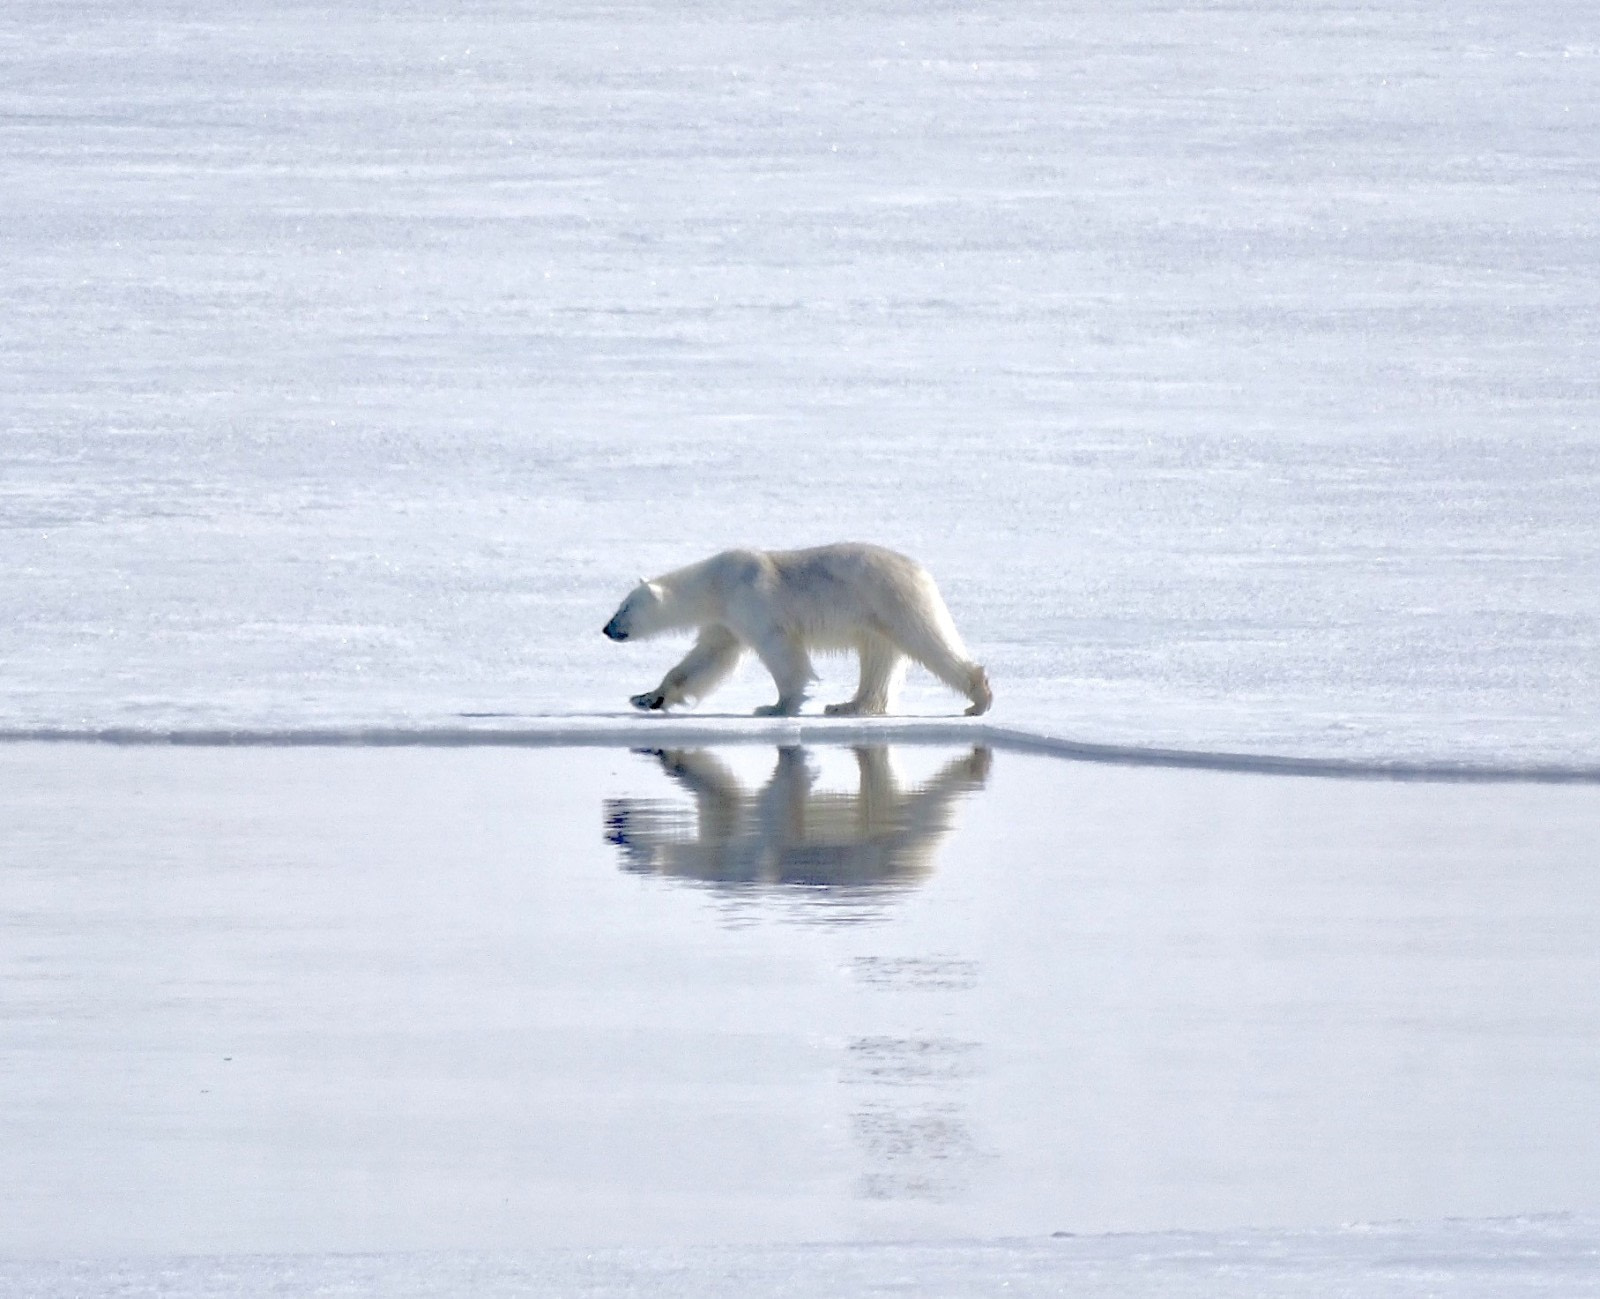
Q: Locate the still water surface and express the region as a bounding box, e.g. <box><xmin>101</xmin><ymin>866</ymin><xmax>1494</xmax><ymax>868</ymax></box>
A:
<box><xmin>2</xmin><ymin>742</ymin><xmax>1597</xmax><ymax>1255</ymax></box>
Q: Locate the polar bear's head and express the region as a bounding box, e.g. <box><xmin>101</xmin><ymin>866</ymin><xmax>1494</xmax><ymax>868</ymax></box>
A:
<box><xmin>603</xmin><ymin>579</ymin><xmax>669</xmax><ymax>641</ymax></box>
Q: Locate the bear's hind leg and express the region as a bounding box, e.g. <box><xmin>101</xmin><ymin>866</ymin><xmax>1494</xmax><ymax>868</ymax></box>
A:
<box><xmin>892</xmin><ymin>623</ymin><xmax>993</xmax><ymax>717</ymax></box>
<box><xmin>964</xmin><ymin>665</ymin><xmax>993</xmax><ymax>716</ymax></box>
<box><xmin>825</xmin><ymin>635</ymin><xmax>903</xmax><ymax>716</ymax></box>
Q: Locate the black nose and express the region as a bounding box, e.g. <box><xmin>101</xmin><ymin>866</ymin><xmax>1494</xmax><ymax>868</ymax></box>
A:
<box><xmin>603</xmin><ymin>621</ymin><xmax>627</xmax><ymax>641</ymax></box>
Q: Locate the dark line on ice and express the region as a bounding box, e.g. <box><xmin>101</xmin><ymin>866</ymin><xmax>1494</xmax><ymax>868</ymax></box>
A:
<box><xmin>2</xmin><ymin>719</ymin><xmax>1597</xmax><ymax>784</ymax></box>
<box><xmin>978</xmin><ymin>725</ymin><xmax>1600</xmax><ymax>785</ymax></box>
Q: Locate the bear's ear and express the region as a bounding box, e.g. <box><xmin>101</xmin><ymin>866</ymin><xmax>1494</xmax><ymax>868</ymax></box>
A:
<box><xmin>645</xmin><ymin>581</ymin><xmax>665</xmax><ymax>601</ymax></box>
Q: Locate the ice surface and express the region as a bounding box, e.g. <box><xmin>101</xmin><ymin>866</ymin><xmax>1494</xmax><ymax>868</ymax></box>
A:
<box><xmin>5</xmin><ymin>2</ymin><xmax>1600</xmax><ymax>1291</ymax></box>
<box><xmin>4</xmin><ymin>743</ymin><xmax>1599</xmax><ymax>1265</ymax></box>
<box><xmin>3</xmin><ymin>0</ymin><xmax>1599</xmax><ymax>762</ymax></box>
<box><xmin>6</xmin><ymin>1216</ymin><xmax>1600</xmax><ymax>1299</ymax></box>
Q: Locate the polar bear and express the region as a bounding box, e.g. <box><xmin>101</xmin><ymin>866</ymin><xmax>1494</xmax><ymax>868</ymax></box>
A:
<box><xmin>602</xmin><ymin>543</ymin><xmax>992</xmax><ymax>717</ymax></box>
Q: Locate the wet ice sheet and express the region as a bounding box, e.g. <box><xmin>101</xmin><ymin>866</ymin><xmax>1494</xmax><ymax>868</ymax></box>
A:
<box><xmin>3</xmin><ymin>743</ymin><xmax>1598</xmax><ymax>1257</ymax></box>
<box><xmin>3</xmin><ymin>0</ymin><xmax>1599</xmax><ymax>763</ymax></box>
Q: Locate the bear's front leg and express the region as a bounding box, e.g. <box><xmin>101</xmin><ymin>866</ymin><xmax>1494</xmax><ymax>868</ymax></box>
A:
<box><xmin>630</xmin><ymin>627</ymin><xmax>744</xmax><ymax>713</ymax></box>
<box><xmin>749</xmin><ymin>630</ymin><xmax>815</xmax><ymax>716</ymax></box>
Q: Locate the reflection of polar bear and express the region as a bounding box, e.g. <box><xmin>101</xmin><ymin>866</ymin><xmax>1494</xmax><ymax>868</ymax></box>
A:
<box><xmin>604</xmin><ymin>745</ymin><xmax>992</xmax><ymax>891</ymax></box>
<box><xmin>601</xmin><ymin>543</ymin><xmax>991</xmax><ymax>717</ymax></box>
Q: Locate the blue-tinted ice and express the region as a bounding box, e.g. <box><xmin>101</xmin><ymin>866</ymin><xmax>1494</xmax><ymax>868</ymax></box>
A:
<box><xmin>3</xmin><ymin>742</ymin><xmax>1598</xmax><ymax>1256</ymax></box>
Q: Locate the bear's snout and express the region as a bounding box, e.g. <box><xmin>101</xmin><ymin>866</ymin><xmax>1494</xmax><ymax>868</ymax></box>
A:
<box><xmin>603</xmin><ymin>618</ymin><xmax>628</xmax><ymax>641</ymax></box>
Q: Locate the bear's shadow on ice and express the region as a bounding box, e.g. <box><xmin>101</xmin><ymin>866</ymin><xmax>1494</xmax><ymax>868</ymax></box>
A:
<box><xmin>603</xmin><ymin>745</ymin><xmax>991</xmax><ymax>900</ymax></box>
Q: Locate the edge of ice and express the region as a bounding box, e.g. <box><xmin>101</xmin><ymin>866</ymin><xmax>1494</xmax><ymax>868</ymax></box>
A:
<box><xmin>3</xmin><ymin>717</ymin><xmax>1598</xmax><ymax>783</ymax></box>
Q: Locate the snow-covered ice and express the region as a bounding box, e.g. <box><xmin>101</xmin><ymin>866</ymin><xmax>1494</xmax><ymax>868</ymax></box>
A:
<box><xmin>4</xmin><ymin>0</ymin><xmax>1598</xmax><ymax>763</ymax></box>
<box><xmin>5</xmin><ymin>0</ymin><xmax>1600</xmax><ymax>1291</ymax></box>
<box><xmin>6</xmin><ymin>1216</ymin><xmax>1600</xmax><ymax>1299</ymax></box>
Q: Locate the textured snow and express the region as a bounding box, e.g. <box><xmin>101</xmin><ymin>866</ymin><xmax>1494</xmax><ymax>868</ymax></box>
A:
<box><xmin>5</xmin><ymin>1</ymin><xmax>1600</xmax><ymax>1291</ymax></box>
<box><xmin>3</xmin><ymin>0</ymin><xmax>1598</xmax><ymax>761</ymax></box>
<box><xmin>7</xmin><ymin>1216</ymin><xmax>1600</xmax><ymax>1299</ymax></box>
